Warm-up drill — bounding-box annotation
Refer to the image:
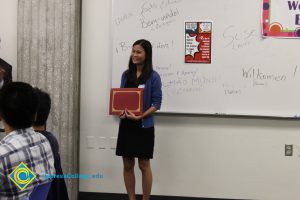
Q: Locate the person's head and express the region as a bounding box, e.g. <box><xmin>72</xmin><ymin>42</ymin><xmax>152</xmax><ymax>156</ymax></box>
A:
<box><xmin>128</xmin><ymin>39</ymin><xmax>153</xmax><ymax>83</ymax></box>
<box><xmin>0</xmin><ymin>82</ymin><xmax>39</xmax><ymax>130</ymax></box>
<box><xmin>33</xmin><ymin>88</ymin><xmax>51</xmax><ymax>127</ymax></box>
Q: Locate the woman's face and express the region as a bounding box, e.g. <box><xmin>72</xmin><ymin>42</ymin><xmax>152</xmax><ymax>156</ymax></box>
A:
<box><xmin>131</xmin><ymin>44</ymin><xmax>146</xmax><ymax>66</ymax></box>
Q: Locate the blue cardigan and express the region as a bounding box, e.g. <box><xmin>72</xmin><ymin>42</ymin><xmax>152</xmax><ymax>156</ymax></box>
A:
<box><xmin>120</xmin><ymin>70</ymin><xmax>162</xmax><ymax>128</ymax></box>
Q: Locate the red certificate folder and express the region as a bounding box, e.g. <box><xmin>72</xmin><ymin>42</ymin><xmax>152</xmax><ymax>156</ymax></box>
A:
<box><xmin>109</xmin><ymin>88</ymin><xmax>144</xmax><ymax>115</ymax></box>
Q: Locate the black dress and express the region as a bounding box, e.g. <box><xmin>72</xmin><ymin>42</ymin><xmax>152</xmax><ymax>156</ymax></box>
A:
<box><xmin>116</xmin><ymin>80</ymin><xmax>155</xmax><ymax>159</ymax></box>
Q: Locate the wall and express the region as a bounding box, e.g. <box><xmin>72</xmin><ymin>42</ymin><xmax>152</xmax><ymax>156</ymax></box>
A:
<box><xmin>79</xmin><ymin>1</ymin><xmax>300</xmax><ymax>199</ymax></box>
<box><xmin>0</xmin><ymin>0</ymin><xmax>18</xmax><ymax>78</ymax></box>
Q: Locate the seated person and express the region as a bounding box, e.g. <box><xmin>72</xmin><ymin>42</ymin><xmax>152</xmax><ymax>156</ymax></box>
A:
<box><xmin>0</xmin><ymin>82</ymin><xmax>55</xmax><ymax>200</ymax></box>
<box><xmin>33</xmin><ymin>88</ymin><xmax>69</xmax><ymax>200</ymax></box>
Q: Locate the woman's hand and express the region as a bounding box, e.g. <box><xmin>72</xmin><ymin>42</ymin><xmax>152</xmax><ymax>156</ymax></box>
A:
<box><xmin>119</xmin><ymin>110</ymin><xmax>126</xmax><ymax>119</ymax></box>
<box><xmin>125</xmin><ymin>109</ymin><xmax>142</xmax><ymax>121</ymax></box>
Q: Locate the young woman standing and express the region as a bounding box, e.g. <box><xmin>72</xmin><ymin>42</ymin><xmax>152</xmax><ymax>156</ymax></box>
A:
<box><xmin>116</xmin><ymin>39</ymin><xmax>162</xmax><ymax>200</ymax></box>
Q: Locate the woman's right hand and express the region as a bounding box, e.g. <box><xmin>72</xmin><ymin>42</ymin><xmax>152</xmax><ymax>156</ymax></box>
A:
<box><xmin>119</xmin><ymin>110</ymin><xmax>126</xmax><ymax>119</ymax></box>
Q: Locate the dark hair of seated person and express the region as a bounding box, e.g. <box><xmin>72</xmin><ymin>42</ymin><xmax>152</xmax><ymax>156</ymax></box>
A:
<box><xmin>0</xmin><ymin>82</ymin><xmax>39</xmax><ymax>129</ymax></box>
<box><xmin>33</xmin><ymin>88</ymin><xmax>51</xmax><ymax>127</ymax></box>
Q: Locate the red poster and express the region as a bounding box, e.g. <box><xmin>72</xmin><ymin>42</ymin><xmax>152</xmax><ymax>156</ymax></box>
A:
<box><xmin>185</xmin><ymin>22</ymin><xmax>212</xmax><ymax>64</ymax></box>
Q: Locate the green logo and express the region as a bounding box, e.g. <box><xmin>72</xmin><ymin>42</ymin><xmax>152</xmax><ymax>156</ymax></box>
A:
<box><xmin>9</xmin><ymin>162</ymin><xmax>36</xmax><ymax>190</ymax></box>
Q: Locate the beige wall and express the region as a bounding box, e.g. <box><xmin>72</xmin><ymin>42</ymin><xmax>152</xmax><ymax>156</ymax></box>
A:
<box><xmin>0</xmin><ymin>0</ymin><xmax>17</xmax><ymax>78</ymax></box>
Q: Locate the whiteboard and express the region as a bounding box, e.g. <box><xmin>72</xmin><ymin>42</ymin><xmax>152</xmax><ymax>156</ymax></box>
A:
<box><xmin>112</xmin><ymin>0</ymin><xmax>300</xmax><ymax>117</ymax></box>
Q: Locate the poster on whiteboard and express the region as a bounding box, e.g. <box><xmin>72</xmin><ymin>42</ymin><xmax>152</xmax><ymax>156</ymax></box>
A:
<box><xmin>262</xmin><ymin>0</ymin><xmax>300</xmax><ymax>38</ymax></box>
<box><xmin>185</xmin><ymin>21</ymin><xmax>212</xmax><ymax>64</ymax></box>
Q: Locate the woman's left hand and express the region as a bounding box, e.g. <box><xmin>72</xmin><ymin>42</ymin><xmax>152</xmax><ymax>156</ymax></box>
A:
<box><xmin>125</xmin><ymin>109</ymin><xmax>142</xmax><ymax>121</ymax></box>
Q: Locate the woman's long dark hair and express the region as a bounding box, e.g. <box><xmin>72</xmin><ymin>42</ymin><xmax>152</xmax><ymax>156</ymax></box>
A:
<box><xmin>127</xmin><ymin>39</ymin><xmax>153</xmax><ymax>84</ymax></box>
